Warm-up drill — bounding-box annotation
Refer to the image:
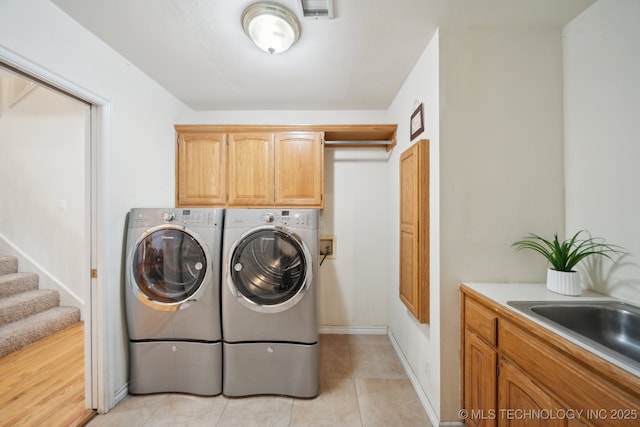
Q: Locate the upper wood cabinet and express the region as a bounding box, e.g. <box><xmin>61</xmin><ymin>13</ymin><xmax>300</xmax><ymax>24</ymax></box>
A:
<box><xmin>399</xmin><ymin>139</ymin><xmax>429</xmax><ymax>323</ymax></box>
<box><xmin>227</xmin><ymin>133</ymin><xmax>275</xmax><ymax>206</ymax></box>
<box><xmin>175</xmin><ymin>132</ymin><xmax>226</xmax><ymax>206</ymax></box>
<box><xmin>227</xmin><ymin>131</ymin><xmax>323</xmax><ymax>207</ymax></box>
<box><xmin>175</xmin><ymin>126</ymin><xmax>324</xmax><ymax>208</ymax></box>
<box><xmin>275</xmin><ymin>132</ymin><xmax>324</xmax><ymax>206</ymax></box>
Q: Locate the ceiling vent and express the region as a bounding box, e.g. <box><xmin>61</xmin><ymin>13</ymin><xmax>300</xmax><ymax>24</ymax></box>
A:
<box><xmin>299</xmin><ymin>0</ymin><xmax>334</xmax><ymax>19</ymax></box>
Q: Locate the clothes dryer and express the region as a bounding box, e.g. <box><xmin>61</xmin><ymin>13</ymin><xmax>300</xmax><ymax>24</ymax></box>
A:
<box><xmin>222</xmin><ymin>209</ymin><xmax>319</xmax><ymax>397</ymax></box>
<box><xmin>125</xmin><ymin>208</ymin><xmax>224</xmax><ymax>395</ymax></box>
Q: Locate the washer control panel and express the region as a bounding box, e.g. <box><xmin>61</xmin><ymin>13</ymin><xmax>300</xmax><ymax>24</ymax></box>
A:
<box><xmin>129</xmin><ymin>208</ymin><xmax>220</xmax><ymax>228</ymax></box>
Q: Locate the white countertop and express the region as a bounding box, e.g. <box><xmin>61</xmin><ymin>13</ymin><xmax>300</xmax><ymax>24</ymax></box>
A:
<box><xmin>461</xmin><ymin>282</ymin><xmax>640</xmax><ymax>378</ymax></box>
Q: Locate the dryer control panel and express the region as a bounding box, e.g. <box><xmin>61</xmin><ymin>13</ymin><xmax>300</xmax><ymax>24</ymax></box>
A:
<box><xmin>259</xmin><ymin>210</ymin><xmax>317</xmax><ymax>229</ymax></box>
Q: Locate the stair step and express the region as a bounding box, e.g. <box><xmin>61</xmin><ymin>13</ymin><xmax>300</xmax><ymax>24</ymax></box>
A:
<box><xmin>0</xmin><ymin>256</ymin><xmax>18</xmax><ymax>276</ymax></box>
<box><xmin>0</xmin><ymin>272</ymin><xmax>39</xmax><ymax>298</ymax></box>
<box><xmin>0</xmin><ymin>289</ymin><xmax>60</xmax><ymax>326</ymax></box>
<box><xmin>0</xmin><ymin>306</ymin><xmax>81</xmax><ymax>358</ymax></box>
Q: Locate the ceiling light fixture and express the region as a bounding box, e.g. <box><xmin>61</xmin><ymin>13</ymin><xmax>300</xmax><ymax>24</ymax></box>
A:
<box><xmin>242</xmin><ymin>2</ymin><xmax>301</xmax><ymax>54</ymax></box>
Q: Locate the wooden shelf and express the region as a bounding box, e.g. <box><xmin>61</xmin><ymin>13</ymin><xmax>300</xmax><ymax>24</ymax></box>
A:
<box><xmin>175</xmin><ymin>124</ymin><xmax>397</xmax><ymax>152</ymax></box>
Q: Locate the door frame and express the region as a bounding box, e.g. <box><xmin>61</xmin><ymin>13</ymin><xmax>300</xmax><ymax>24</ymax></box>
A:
<box><xmin>0</xmin><ymin>46</ymin><xmax>109</xmax><ymax>412</ymax></box>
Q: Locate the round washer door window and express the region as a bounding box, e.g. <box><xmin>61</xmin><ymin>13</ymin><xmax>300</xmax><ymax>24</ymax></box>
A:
<box><xmin>230</xmin><ymin>228</ymin><xmax>309</xmax><ymax>307</ymax></box>
<box><xmin>132</xmin><ymin>228</ymin><xmax>207</xmax><ymax>304</ymax></box>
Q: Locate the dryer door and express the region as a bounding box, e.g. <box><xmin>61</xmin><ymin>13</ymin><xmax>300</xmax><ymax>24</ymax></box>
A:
<box><xmin>228</xmin><ymin>227</ymin><xmax>312</xmax><ymax>313</ymax></box>
<box><xmin>131</xmin><ymin>227</ymin><xmax>209</xmax><ymax>309</ymax></box>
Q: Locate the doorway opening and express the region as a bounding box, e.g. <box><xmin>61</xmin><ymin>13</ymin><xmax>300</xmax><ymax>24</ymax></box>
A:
<box><xmin>0</xmin><ymin>55</ymin><xmax>106</xmax><ymax>413</ymax></box>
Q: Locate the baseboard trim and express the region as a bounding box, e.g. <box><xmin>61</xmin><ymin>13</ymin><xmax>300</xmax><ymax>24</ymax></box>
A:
<box><xmin>109</xmin><ymin>383</ymin><xmax>129</xmax><ymax>414</ymax></box>
<box><xmin>318</xmin><ymin>325</ymin><xmax>388</xmax><ymax>335</ymax></box>
<box><xmin>387</xmin><ymin>330</ymin><xmax>443</xmax><ymax>427</ymax></box>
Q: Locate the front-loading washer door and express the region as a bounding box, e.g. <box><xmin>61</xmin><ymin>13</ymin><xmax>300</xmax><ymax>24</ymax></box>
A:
<box><xmin>131</xmin><ymin>226</ymin><xmax>209</xmax><ymax>309</ymax></box>
<box><xmin>228</xmin><ymin>226</ymin><xmax>312</xmax><ymax>313</ymax></box>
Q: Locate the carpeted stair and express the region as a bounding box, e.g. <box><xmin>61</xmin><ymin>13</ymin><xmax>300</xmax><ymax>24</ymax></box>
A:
<box><xmin>0</xmin><ymin>255</ymin><xmax>81</xmax><ymax>358</ymax></box>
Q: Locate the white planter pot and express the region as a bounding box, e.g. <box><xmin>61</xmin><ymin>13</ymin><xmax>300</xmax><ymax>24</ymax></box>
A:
<box><xmin>546</xmin><ymin>268</ymin><xmax>582</xmax><ymax>296</ymax></box>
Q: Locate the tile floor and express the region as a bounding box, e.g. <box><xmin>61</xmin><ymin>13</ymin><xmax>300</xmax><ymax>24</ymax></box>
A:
<box><xmin>87</xmin><ymin>334</ymin><xmax>431</xmax><ymax>427</ymax></box>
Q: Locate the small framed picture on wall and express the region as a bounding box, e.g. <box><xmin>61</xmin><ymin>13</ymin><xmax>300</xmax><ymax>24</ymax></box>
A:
<box><xmin>410</xmin><ymin>103</ymin><xmax>424</xmax><ymax>141</ymax></box>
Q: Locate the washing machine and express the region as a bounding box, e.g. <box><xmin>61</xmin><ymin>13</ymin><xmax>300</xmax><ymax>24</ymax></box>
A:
<box><xmin>222</xmin><ymin>208</ymin><xmax>319</xmax><ymax>397</ymax></box>
<box><xmin>125</xmin><ymin>208</ymin><xmax>224</xmax><ymax>395</ymax></box>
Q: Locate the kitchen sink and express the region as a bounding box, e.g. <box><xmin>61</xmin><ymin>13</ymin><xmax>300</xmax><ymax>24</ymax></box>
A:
<box><xmin>507</xmin><ymin>300</ymin><xmax>640</xmax><ymax>370</ymax></box>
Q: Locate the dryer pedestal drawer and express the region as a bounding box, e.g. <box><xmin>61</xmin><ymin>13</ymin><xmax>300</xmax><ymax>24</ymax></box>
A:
<box><xmin>223</xmin><ymin>342</ymin><xmax>318</xmax><ymax>398</ymax></box>
<box><xmin>129</xmin><ymin>341</ymin><xmax>222</xmax><ymax>395</ymax></box>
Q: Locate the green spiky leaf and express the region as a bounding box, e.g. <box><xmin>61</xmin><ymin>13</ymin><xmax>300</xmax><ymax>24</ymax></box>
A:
<box><xmin>511</xmin><ymin>230</ymin><xmax>626</xmax><ymax>272</ymax></box>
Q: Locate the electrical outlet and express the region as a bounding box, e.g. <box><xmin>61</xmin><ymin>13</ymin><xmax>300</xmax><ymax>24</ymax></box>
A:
<box><xmin>320</xmin><ymin>235</ymin><xmax>335</xmax><ymax>258</ymax></box>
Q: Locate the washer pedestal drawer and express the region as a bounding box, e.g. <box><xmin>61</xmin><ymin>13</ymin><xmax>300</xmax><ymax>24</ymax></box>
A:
<box><xmin>223</xmin><ymin>341</ymin><xmax>318</xmax><ymax>398</ymax></box>
<box><xmin>129</xmin><ymin>341</ymin><xmax>222</xmax><ymax>395</ymax></box>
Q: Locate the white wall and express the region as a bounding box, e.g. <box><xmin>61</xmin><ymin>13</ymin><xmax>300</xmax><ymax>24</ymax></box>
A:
<box><xmin>387</xmin><ymin>30</ymin><xmax>441</xmax><ymax>416</ymax></box>
<box><xmin>563</xmin><ymin>0</ymin><xmax>640</xmax><ymax>305</ymax></box>
<box><xmin>320</xmin><ymin>147</ymin><xmax>390</xmax><ymax>327</ymax></box>
<box><xmin>436</xmin><ymin>27</ymin><xmax>566</xmax><ymax>421</ymax></box>
<box><xmin>386</xmin><ymin>27</ymin><xmax>567</xmax><ymax>422</ymax></box>
<box><xmin>0</xmin><ymin>79</ymin><xmax>88</xmax><ymax>310</ymax></box>
<box><xmin>0</xmin><ymin>0</ymin><xmax>193</xmax><ymax>411</ymax></box>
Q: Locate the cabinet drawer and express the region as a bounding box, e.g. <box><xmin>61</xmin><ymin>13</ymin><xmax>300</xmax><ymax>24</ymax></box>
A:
<box><xmin>465</xmin><ymin>297</ymin><xmax>498</xmax><ymax>345</ymax></box>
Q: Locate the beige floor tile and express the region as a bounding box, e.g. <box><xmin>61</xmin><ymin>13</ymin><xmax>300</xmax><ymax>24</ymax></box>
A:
<box><xmin>319</xmin><ymin>334</ymin><xmax>349</xmax><ymax>346</ymax></box>
<box><xmin>290</xmin><ymin>377</ymin><xmax>362</xmax><ymax>427</ymax></box>
<box><xmin>86</xmin><ymin>394</ymin><xmax>166</xmax><ymax>426</ymax></box>
<box><xmin>141</xmin><ymin>412</ymin><xmax>220</xmax><ymax>427</ymax></box>
<box><xmin>144</xmin><ymin>393</ymin><xmax>228</xmax><ymax>426</ymax></box>
<box><xmin>349</xmin><ymin>344</ymin><xmax>407</xmax><ymax>379</ymax></box>
<box><xmin>87</xmin><ymin>335</ymin><xmax>430</xmax><ymax>427</ymax></box>
<box><xmin>355</xmin><ymin>379</ymin><xmax>431</xmax><ymax>427</ymax></box>
<box><xmin>319</xmin><ymin>340</ymin><xmax>352</xmax><ymax>379</ymax></box>
<box><xmin>217</xmin><ymin>395</ymin><xmax>293</xmax><ymax>427</ymax></box>
<box><xmin>347</xmin><ymin>334</ymin><xmax>390</xmax><ymax>346</ymax></box>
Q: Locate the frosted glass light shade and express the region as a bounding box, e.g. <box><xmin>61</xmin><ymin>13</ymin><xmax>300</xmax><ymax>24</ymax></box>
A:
<box><xmin>242</xmin><ymin>3</ymin><xmax>301</xmax><ymax>54</ymax></box>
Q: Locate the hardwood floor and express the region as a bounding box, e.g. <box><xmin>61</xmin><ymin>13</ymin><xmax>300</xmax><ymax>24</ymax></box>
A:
<box><xmin>0</xmin><ymin>322</ymin><xmax>95</xmax><ymax>426</ymax></box>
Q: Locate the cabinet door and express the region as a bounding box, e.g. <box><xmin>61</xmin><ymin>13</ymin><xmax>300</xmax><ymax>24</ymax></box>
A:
<box><xmin>274</xmin><ymin>132</ymin><xmax>324</xmax><ymax>207</ymax></box>
<box><xmin>464</xmin><ymin>331</ymin><xmax>497</xmax><ymax>427</ymax></box>
<box><xmin>399</xmin><ymin>140</ymin><xmax>429</xmax><ymax>322</ymax></box>
<box><xmin>176</xmin><ymin>132</ymin><xmax>226</xmax><ymax>206</ymax></box>
<box><xmin>498</xmin><ymin>360</ymin><xmax>565</xmax><ymax>427</ymax></box>
<box><xmin>400</xmin><ymin>143</ymin><xmax>418</xmax><ymax>315</ymax></box>
<box><xmin>228</xmin><ymin>133</ymin><xmax>274</xmax><ymax>206</ymax></box>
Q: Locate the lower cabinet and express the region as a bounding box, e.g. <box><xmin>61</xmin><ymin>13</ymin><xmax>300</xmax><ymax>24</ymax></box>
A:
<box><xmin>461</xmin><ymin>286</ymin><xmax>639</xmax><ymax>427</ymax></box>
<box><xmin>464</xmin><ymin>331</ymin><xmax>497</xmax><ymax>427</ymax></box>
<box><xmin>498</xmin><ymin>360</ymin><xmax>565</xmax><ymax>427</ymax></box>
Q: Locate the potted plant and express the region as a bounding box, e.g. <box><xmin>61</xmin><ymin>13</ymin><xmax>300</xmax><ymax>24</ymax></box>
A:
<box><xmin>512</xmin><ymin>230</ymin><xmax>626</xmax><ymax>296</ymax></box>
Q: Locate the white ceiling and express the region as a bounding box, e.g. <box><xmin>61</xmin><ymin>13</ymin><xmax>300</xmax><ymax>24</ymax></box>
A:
<box><xmin>50</xmin><ymin>0</ymin><xmax>595</xmax><ymax>111</ymax></box>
